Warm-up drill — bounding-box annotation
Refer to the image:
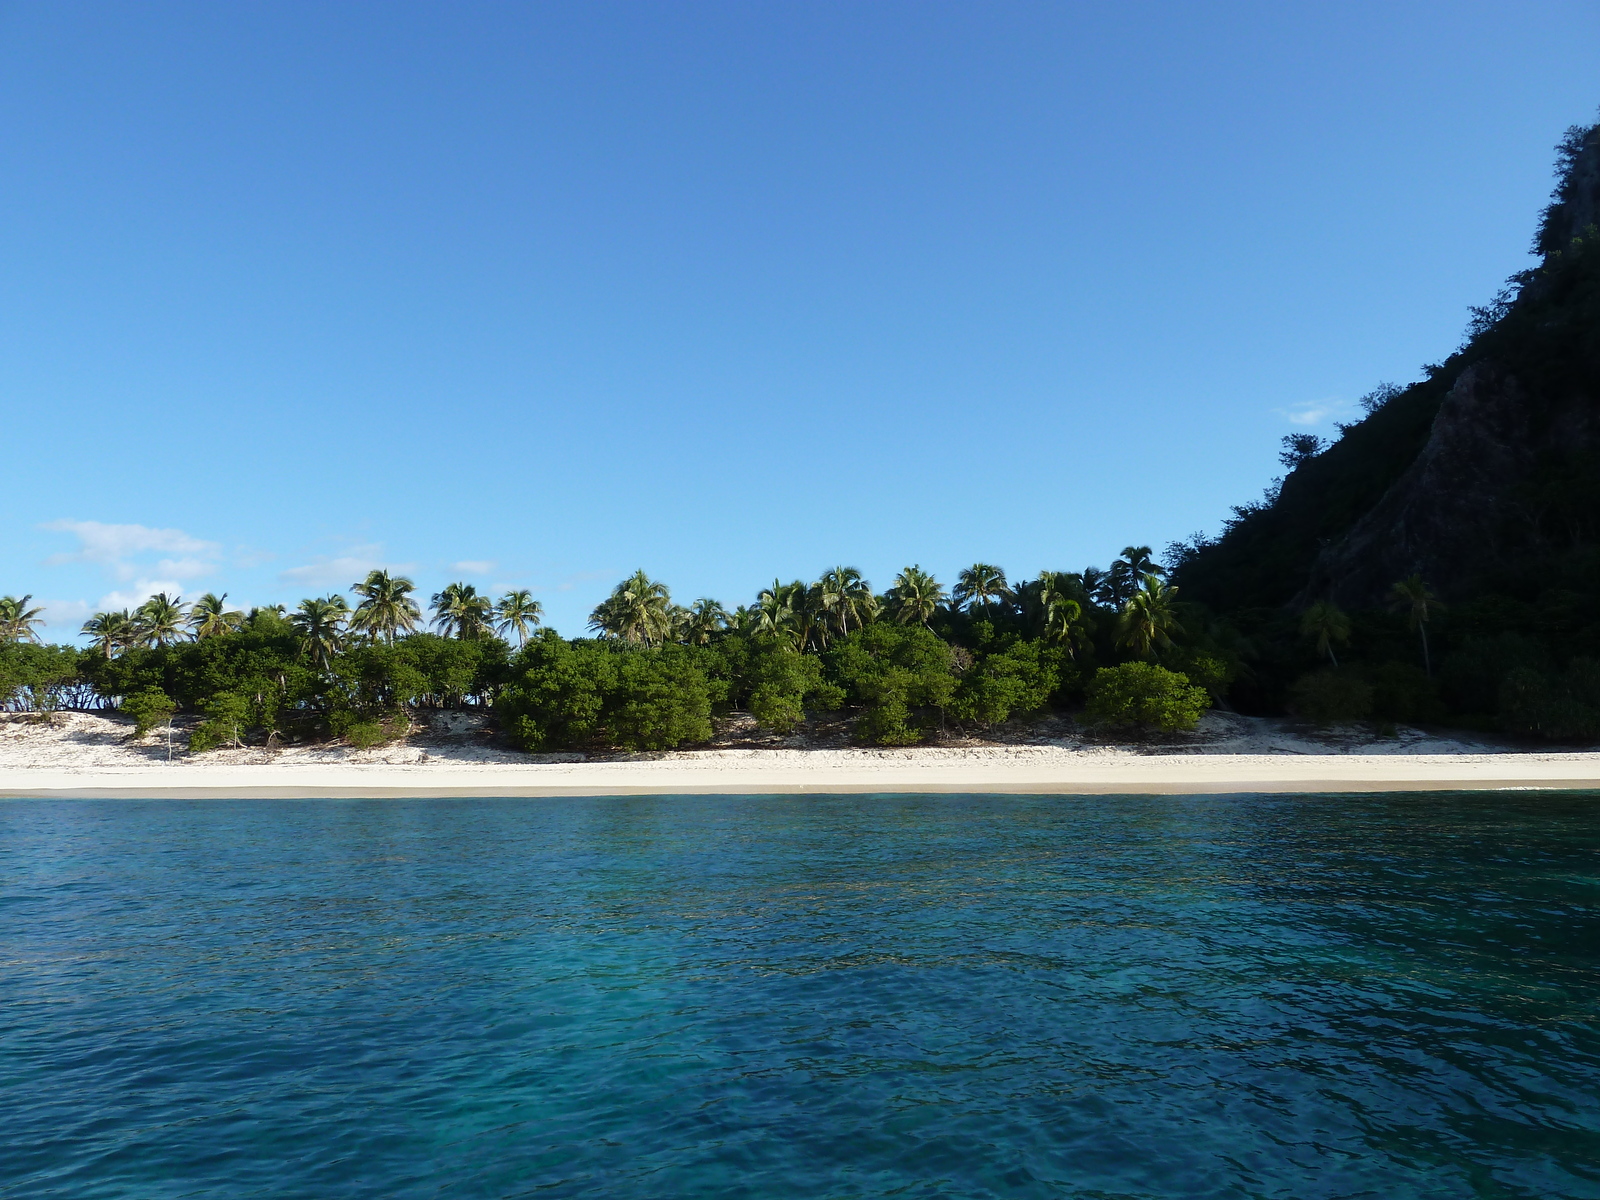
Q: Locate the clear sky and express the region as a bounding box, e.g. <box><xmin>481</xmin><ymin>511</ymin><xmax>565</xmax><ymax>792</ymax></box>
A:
<box><xmin>4</xmin><ymin>2</ymin><xmax>1597</xmax><ymax>637</ymax></box>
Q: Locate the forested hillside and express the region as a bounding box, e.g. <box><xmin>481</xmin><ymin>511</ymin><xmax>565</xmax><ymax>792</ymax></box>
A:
<box><xmin>1169</xmin><ymin>119</ymin><xmax>1600</xmax><ymax>729</ymax></box>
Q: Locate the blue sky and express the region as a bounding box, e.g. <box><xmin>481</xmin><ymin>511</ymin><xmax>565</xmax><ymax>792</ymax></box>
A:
<box><xmin>3</xmin><ymin>2</ymin><xmax>1597</xmax><ymax>637</ymax></box>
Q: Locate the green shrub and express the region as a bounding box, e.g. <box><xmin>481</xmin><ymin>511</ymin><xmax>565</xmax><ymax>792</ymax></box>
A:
<box><xmin>187</xmin><ymin>692</ymin><xmax>252</xmax><ymax>752</ymax></box>
<box><xmin>608</xmin><ymin>649</ymin><xmax>713</xmax><ymax>751</ymax></box>
<box><xmin>1167</xmin><ymin>650</ymin><xmax>1236</xmax><ymax>700</ymax></box>
<box><xmin>0</xmin><ymin>643</ymin><xmax>83</xmax><ymax>713</ymax></box>
<box><xmin>1499</xmin><ymin>659</ymin><xmax>1600</xmax><ymax>741</ymax></box>
<box><xmin>498</xmin><ymin>633</ymin><xmax>616</xmax><ymax>750</ymax></box>
<box><xmin>743</xmin><ymin>644</ymin><xmax>841</xmax><ymax>734</ymax></box>
<box><xmin>121</xmin><ymin>688</ymin><xmax>176</xmax><ymax>738</ymax></box>
<box><xmin>749</xmin><ymin>684</ymin><xmax>805</xmax><ymax>734</ymax></box>
<box><xmin>950</xmin><ymin>640</ymin><xmax>1061</xmax><ymax>726</ymax></box>
<box><xmin>1440</xmin><ymin>633</ymin><xmax>1549</xmax><ymax>715</ymax></box>
<box><xmin>1366</xmin><ymin>661</ymin><xmax>1442</xmax><ymax>724</ymax></box>
<box><xmin>497</xmin><ymin>634</ymin><xmax>713</xmax><ymax>752</ymax></box>
<box><xmin>827</xmin><ymin>624</ymin><xmax>956</xmax><ymax>745</ymax></box>
<box><xmin>1084</xmin><ymin>663</ymin><xmax>1210</xmax><ymax>732</ymax></box>
<box><xmin>343</xmin><ymin>719</ymin><xmax>390</xmax><ymax>749</ymax></box>
<box><xmin>1288</xmin><ymin>669</ymin><xmax>1373</xmax><ymax>724</ymax></box>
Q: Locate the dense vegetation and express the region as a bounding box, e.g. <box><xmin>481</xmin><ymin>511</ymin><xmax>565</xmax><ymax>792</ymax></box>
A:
<box><xmin>1166</xmin><ymin>119</ymin><xmax>1600</xmax><ymax>739</ymax></box>
<box><xmin>0</xmin><ymin>558</ymin><xmax>1233</xmax><ymax>751</ymax></box>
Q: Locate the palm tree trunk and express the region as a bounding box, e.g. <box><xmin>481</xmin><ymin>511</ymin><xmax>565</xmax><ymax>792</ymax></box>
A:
<box><xmin>1420</xmin><ymin>625</ymin><xmax>1431</xmax><ymax>676</ymax></box>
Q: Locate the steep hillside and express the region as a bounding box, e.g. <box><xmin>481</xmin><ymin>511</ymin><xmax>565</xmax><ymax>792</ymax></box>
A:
<box><xmin>1176</xmin><ymin>120</ymin><xmax>1600</xmax><ymax>614</ymax></box>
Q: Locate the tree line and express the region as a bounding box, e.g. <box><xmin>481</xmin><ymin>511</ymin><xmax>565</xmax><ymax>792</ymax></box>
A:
<box><xmin>2</xmin><ymin>541</ymin><xmax>1594</xmax><ymax>748</ymax></box>
<box><xmin>0</xmin><ymin>553</ymin><xmax>1220</xmax><ymax>751</ymax></box>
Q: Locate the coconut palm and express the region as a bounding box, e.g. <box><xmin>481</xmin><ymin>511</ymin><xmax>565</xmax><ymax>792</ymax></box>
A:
<box><xmin>589</xmin><ymin>570</ymin><xmax>673</xmax><ymax>644</ymax></box>
<box><xmin>188</xmin><ymin>592</ymin><xmax>243</xmax><ymax>638</ymax></box>
<box><xmin>1300</xmin><ymin>600</ymin><xmax>1351</xmax><ymax>668</ymax></box>
<box><xmin>886</xmin><ymin>566</ymin><xmax>945</xmax><ymax>626</ymax></box>
<box><xmin>349</xmin><ymin>570</ymin><xmax>420</xmax><ymax>644</ymax></box>
<box><xmin>1082</xmin><ymin>565</ymin><xmax>1112</xmax><ymax>606</ymax></box>
<box><xmin>1116</xmin><ymin>574</ymin><xmax>1183</xmax><ymax>658</ymax></box>
<box><xmin>1042</xmin><ymin>595</ymin><xmax>1091</xmax><ymax>655</ymax></box>
<box><xmin>291</xmin><ymin>595</ymin><xmax>350</xmax><ymax>671</ymax></box>
<box><xmin>0</xmin><ymin>595</ymin><xmax>46</xmax><ymax>643</ymax></box>
<box><xmin>1389</xmin><ymin>574</ymin><xmax>1444</xmax><ymax>676</ymax></box>
<box><xmin>817</xmin><ymin>567</ymin><xmax>876</xmax><ymax>639</ymax></box>
<box><xmin>134</xmin><ymin>593</ymin><xmax>189</xmax><ymax>647</ymax></box>
<box><xmin>752</xmin><ymin>580</ymin><xmax>803</xmax><ymax>647</ymax></box>
<box><xmin>82</xmin><ymin>610</ymin><xmax>135</xmax><ymax>659</ymax></box>
<box><xmin>495</xmin><ymin>590</ymin><xmax>544</xmax><ymax>648</ymax></box>
<box><xmin>952</xmin><ymin>564</ymin><xmax>1010</xmax><ymax>616</ymax></box>
<box><xmin>1106</xmin><ymin>546</ymin><xmax>1164</xmax><ymax>607</ymax></box>
<box><xmin>792</xmin><ymin>581</ymin><xmax>832</xmax><ymax>651</ymax></box>
<box><xmin>681</xmin><ymin>598</ymin><xmax>728</xmax><ymax>645</ymax></box>
<box><xmin>1034</xmin><ymin>572</ymin><xmax>1093</xmax><ymax>656</ymax></box>
<box><xmin>432</xmin><ymin>582</ymin><xmax>497</xmax><ymax>640</ymax></box>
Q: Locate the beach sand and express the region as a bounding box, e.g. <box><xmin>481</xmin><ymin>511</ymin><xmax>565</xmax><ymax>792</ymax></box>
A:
<box><xmin>3</xmin><ymin>710</ymin><xmax>1598</xmax><ymax>797</ymax></box>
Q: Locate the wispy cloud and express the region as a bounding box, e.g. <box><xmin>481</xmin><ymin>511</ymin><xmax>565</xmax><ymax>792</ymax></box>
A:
<box><xmin>42</xmin><ymin>519</ymin><xmax>221</xmax><ymax>582</ymax></box>
<box><xmin>451</xmin><ymin>560</ymin><xmax>497</xmax><ymax>575</ymax></box>
<box><xmin>1276</xmin><ymin>397</ymin><xmax>1354</xmax><ymax>427</ymax></box>
<box><xmin>98</xmin><ymin>581</ymin><xmax>186</xmax><ymax>610</ymax></box>
<box><xmin>279</xmin><ymin>544</ymin><xmax>411</xmax><ymax>590</ymax></box>
<box><xmin>38</xmin><ymin>598</ymin><xmax>92</xmax><ymax>628</ymax></box>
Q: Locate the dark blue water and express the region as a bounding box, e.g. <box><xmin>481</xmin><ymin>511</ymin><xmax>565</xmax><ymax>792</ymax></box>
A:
<box><xmin>2</xmin><ymin>794</ymin><xmax>1598</xmax><ymax>1199</ymax></box>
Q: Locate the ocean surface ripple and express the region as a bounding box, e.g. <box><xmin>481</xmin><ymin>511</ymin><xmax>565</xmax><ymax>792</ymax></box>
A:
<box><xmin>2</xmin><ymin>792</ymin><xmax>1598</xmax><ymax>1198</ymax></box>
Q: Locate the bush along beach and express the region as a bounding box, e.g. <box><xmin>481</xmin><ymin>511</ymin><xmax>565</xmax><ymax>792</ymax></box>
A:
<box><xmin>0</xmin><ymin>557</ymin><xmax>1220</xmax><ymax>752</ymax></box>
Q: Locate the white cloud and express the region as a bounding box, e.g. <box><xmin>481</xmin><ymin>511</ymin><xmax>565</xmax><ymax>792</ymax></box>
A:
<box><xmin>278</xmin><ymin>544</ymin><xmax>412</xmax><ymax>591</ymax></box>
<box><xmin>38</xmin><ymin>598</ymin><xmax>92</xmax><ymax>628</ymax></box>
<box><xmin>43</xmin><ymin>520</ymin><xmax>219</xmax><ymax>566</ymax></box>
<box><xmin>451</xmin><ymin>560</ymin><xmax>497</xmax><ymax>575</ymax></box>
<box><xmin>98</xmin><ymin>580</ymin><xmax>186</xmax><ymax>611</ymax></box>
<box><xmin>1276</xmin><ymin>397</ymin><xmax>1356</xmax><ymax>428</ymax></box>
<box><xmin>154</xmin><ymin>557</ymin><xmax>217</xmax><ymax>580</ymax></box>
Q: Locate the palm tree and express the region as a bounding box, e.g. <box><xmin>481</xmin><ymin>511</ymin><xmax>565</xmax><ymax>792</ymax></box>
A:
<box><xmin>886</xmin><ymin>566</ymin><xmax>945</xmax><ymax>626</ymax></box>
<box><xmin>682</xmin><ymin>598</ymin><xmax>728</xmax><ymax>645</ymax></box>
<box><xmin>1389</xmin><ymin>574</ymin><xmax>1444</xmax><ymax>676</ymax></box>
<box><xmin>82</xmin><ymin>610</ymin><xmax>135</xmax><ymax>659</ymax></box>
<box><xmin>188</xmin><ymin>592</ymin><xmax>243</xmax><ymax>638</ymax></box>
<box><xmin>1106</xmin><ymin>546</ymin><xmax>1164</xmax><ymax>607</ymax></box>
<box><xmin>1042</xmin><ymin>595</ymin><xmax>1091</xmax><ymax>655</ymax></box>
<box><xmin>753</xmin><ymin>579</ymin><xmax>803</xmax><ymax>648</ymax></box>
<box><xmin>1034</xmin><ymin>572</ymin><xmax>1093</xmax><ymax>656</ymax></box>
<box><xmin>0</xmin><ymin>595</ymin><xmax>46</xmax><ymax>643</ymax></box>
<box><xmin>432</xmin><ymin>582</ymin><xmax>497</xmax><ymax>640</ymax></box>
<box><xmin>495</xmin><ymin>590</ymin><xmax>544</xmax><ymax>648</ymax></box>
<box><xmin>1116</xmin><ymin>574</ymin><xmax>1183</xmax><ymax>658</ymax></box>
<box><xmin>1300</xmin><ymin>600</ymin><xmax>1351</xmax><ymax>668</ymax></box>
<box><xmin>1082</xmin><ymin>565</ymin><xmax>1112</xmax><ymax>606</ymax></box>
<box><xmin>817</xmin><ymin>567</ymin><xmax>876</xmax><ymax>639</ymax></box>
<box><xmin>952</xmin><ymin>564</ymin><xmax>1010</xmax><ymax>615</ymax></box>
<box><xmin>134</xmin><ymin>593</ymin><xmax>189</xmax><ymax>647</ymax></box>
<box><xmin>291</xmin><ymin>595</ymin><xmax>350</xmax><ymax>671</ymax></box>
<box><xmin>350</xmin><ymin>570</ymin><xmax>420</xmax><ymax>644</ymax></box>
<box><xmin>589</xmin><ymin>570</ymin><xmax>673</xmax><ymax>644</ymax></box>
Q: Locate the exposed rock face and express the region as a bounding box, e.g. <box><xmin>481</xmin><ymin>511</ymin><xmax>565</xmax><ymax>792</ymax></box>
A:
<box><xmin>1298</xmin><ymin>366</ymin><xmax>1549</xmax><ymax>607</ymax></box>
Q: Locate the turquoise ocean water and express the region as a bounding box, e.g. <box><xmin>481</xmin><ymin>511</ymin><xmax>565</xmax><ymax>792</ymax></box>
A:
<box><xmin>2</xmin><ymin>792</ymin><xmax>1598</xmax><ymax>1198</ymax></box>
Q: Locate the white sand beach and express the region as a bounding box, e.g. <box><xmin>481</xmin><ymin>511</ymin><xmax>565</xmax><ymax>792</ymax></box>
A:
<box><xmin>3</xmin><ymin>709</ymin><xmax>1598</xmax><ymax>797</ymax></box>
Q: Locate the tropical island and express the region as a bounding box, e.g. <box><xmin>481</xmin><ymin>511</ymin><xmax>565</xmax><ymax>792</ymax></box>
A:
<box><xmin>5</xmin><ymin>119</ymin><xmax>1600</xmax><ymax>788</ymax></box>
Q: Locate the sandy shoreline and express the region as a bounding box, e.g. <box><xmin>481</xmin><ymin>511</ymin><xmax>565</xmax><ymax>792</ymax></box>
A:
<box><xmin>2</xmin><ymin>711</ymin><xmax>1599</xmax><ymax>797</ymax></box>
